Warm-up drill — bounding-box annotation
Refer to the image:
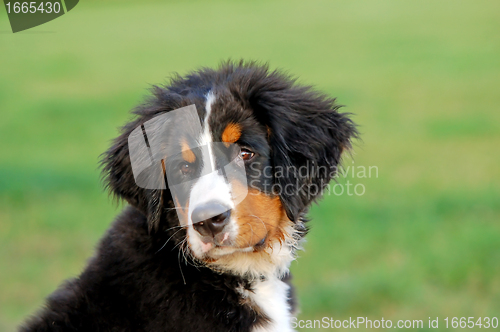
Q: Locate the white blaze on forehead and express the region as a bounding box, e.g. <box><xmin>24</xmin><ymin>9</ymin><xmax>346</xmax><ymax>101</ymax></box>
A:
<box><xmin>199</xmin><ymin>92</ymin><xmax>216</xmax><ymax>170</ymax></box>
<box><xmin>187</xmin><ymin>92</ymin><xmax>235</xmax><ymax>226</ymax></box>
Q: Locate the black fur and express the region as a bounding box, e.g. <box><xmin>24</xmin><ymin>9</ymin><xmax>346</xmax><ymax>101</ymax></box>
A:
<box><xmin>20</xmin><ymin>61</ymin><xmax>357</xmax><ymax>332</ymax></box>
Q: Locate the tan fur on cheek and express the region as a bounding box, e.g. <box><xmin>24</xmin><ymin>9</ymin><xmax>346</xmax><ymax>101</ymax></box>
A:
<box><xmin>233</xmin><ymin>188</ymin><xmax>286</xmax><ymax>248</ymax></box>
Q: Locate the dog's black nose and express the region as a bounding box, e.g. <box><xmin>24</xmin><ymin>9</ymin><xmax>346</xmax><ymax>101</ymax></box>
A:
<box><xmin>192</xmin><ymin>203</ymin><xmax>231</xmax><ymax>237</ymax></box>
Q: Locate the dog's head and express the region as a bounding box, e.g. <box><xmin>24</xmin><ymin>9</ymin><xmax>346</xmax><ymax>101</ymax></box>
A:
<box><xmin>102</xmin><ymin>62</ymin><xmax>357</xmax><ymax>278</ymax></box>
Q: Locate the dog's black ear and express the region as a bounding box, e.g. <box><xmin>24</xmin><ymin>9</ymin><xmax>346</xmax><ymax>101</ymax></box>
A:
<box><xmin>245</xmin><ymin>68</ymin><xmax>358</xmax><ymax>221</ymax></box>
<box><xmin>101</xmin><ymin>88</ymin><xmax>183</xmax><ymax>231</ymax></box>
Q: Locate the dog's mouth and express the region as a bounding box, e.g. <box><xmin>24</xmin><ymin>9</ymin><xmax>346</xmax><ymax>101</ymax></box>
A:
<box><xmin>192</xmin><ymin>231</ymin><xmax>268</xmax><ymax>259</ymax></box>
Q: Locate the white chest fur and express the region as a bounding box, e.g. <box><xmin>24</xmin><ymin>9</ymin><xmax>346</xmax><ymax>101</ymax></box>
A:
<box><xmin>243</xmin><ymin>277</ymin><xmax>294</xmax><ymax>332</ymax></box>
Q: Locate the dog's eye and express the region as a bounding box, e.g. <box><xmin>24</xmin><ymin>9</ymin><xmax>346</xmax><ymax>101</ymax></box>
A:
<box><xmin>239</xmin><ymin>148</ymin><xmax>255</xmax><ymax>161</ymax></box>
<box><xmin>180</xmin><ymin>162</ymin><xmax>193</xmax><ymax>175</ymax></box>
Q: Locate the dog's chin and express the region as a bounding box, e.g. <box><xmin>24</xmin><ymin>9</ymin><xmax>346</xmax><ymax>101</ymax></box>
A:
<box><xmin>186</xmin><ymin>226</ymin><xmax>268</xmax><ymax>260</ymax></box>
<box><xmin>190</xmin><ymin>238</ymin><xmax>266</xmax><ymax>262</ymax></box>
<box><xmin>209</xmin><ymin>244</ymin><xmax>255</xmax><ymax>257</ymax></box>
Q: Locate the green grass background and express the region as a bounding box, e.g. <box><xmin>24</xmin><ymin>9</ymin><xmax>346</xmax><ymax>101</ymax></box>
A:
<box><xmin>1</xmin><ymin>0</ymin><xmax>499</xmax><ymax>331</ymax></box>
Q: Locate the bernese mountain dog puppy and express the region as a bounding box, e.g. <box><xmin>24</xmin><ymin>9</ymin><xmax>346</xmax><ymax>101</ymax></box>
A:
<box><xmin>20</xmin><ymin>61</ymin><xmax>357</xmax><ymax>332</ymax></box>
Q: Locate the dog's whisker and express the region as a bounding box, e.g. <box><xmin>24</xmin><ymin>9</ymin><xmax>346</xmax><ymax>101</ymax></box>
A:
<box><xmin>163</xmin><ymin>207</ymin><xmax>185</xmax><ymax>211</ymax></box>
<box><xmin>177</xmin><ymin>249</ymin><xmax>186</xmax><ymax>285</ymax></box>
<box><xmin>172</xmin><ymin>237</ymin><xmax>187</xmax><ymax>251</ymax></box>
<box><xmin>181</xmin><ymin>240</ymin><xmax>202</xmax><ymax>269</ymax></box>
<box><xmin>163</xmin><ymin>224</ymin><xmax>188</xmax><ymax>233</ymax></box>
<box><xmin>156</xmin><ymin>228</ymin><xmax>185</xmax><ymax>254</ymax></box>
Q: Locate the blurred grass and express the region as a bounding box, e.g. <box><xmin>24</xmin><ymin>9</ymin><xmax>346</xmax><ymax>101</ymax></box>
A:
<box><xmin>1</xmin><ymin>0</ymin><xmax>499</xmax><ymax>331</ymax></box>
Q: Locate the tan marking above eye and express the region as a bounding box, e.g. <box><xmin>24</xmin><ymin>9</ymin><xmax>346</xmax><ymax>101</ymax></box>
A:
<box><xmin>266</xmin><ymin>125</ymin><xmax>272</xmax><ymax>138</ymax></box>
<box><xmin>222</xmin><ymin>123</ymin><xmax>242</xmax><ymax>146</ymax></box>
<box><xmin>180</xmin><ymin>138</ymin><xmax>196</xmax><ymax>163</ymax></box>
